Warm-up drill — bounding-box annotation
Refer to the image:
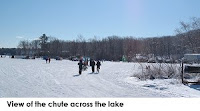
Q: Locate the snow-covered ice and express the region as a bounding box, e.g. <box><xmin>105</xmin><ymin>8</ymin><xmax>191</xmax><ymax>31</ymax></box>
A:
<box><xmin>0</xmin><ymin>57</ymin><xmax>200</xmax><ymax>97</ymax></box>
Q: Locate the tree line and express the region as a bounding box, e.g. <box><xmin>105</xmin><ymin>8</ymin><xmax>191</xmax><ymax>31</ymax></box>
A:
<box><xmin>14</xmin><ymin>17</ymin><xmax>200</xmax><ymax>61</ymax></box>
<box><xmin>0</xmin><ymin>48</ymin><xmax>16</xmax><ymax>56</ymax></box>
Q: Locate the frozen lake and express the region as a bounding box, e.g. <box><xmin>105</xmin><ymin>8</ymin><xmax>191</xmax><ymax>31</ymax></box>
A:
<box><xmin>0</xmin><ymin>57</ymin><xmax>200</xmax><ymax>97</ymax></box>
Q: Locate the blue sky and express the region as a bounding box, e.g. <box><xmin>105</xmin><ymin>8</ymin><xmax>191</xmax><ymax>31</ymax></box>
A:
<box><xmin>0</xmin><ymin>0</ymin><xmax>200</xmax><ymax>48</ymax></box>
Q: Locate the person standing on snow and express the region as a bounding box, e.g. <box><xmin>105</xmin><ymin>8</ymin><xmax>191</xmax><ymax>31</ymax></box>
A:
<box><xmin>90</xmin><ymin>59</ymin><xmax>95</xmax><ymax>73</ymax></box>
<box><xmin>78</xmin><ymin>59</ymin><xmax>83</xmax><ymax>75</ymax></box>
<box><xmin>48</xmin><ymin>57</ymin><xmax>51</xmax><ymax>63</ymax></box>
<box><xmin>96</xmin><ymin>60</ymin><xmax>101</xmax><ymax>73</ymax></box>
<box><xmin>46</xmin><ymin>58</ymin><xmax>48</xmax><ymax>63</ymax></box>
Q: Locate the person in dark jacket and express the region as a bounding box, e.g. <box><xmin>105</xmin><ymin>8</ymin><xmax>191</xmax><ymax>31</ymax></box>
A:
<box><xmin>46</xmin><ymin>58</ymin><xmax>48</xmax><ymax>63</ymax></box>
<box><xmin>90</xmin><ymin>59</ymin><xmax>95</xmax><ymax>73</ymax></box>
<box><xmin>78</xmin><ymin>60</ymin><xmax>83</xmax><ymax>75</ymax></box>
<box><xmin>48</xmin><ymin>57</ymin><xmax>51</xmax><ymax>63</ymax></box>
<box><xmin>96</xmin><ymin>60</ymin><xmax>101</xmax><ymax>73</ymax></box>
<box><xmin>89</xmin><ymin>59</ymin><xmax>92</xmax><ymax>67</ymax></box>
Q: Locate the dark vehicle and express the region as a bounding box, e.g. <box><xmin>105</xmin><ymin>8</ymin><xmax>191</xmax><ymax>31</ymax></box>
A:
<box><xmin>43</xmin><ymin>56</ymin><xmax>48</xmax><ymax>60</ymax></box>
<box><xmin>69</xmin><ymin>56</ymin><xmax>79</xmax><ymax>61</ymax></box>
<box><xmin>55</xmin><ymin>56</ymin><xmax>62</xmax><ymax>60</ymax></box>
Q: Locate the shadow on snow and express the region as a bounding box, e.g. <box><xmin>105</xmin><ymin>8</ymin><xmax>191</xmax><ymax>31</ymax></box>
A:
<box><xmin>189</xmin><ymin>84</ymin><xmax>200</xmax><ymax>91</ymax></box>
<box><xmin>73</xmin><ymin>74</ymin><xmax>80</xmax><ymax>77</ymax></box>
<box><xmin>88</xmin><ymin>72</ymin><xmax>99</xmax><ymax>74</ymax></box>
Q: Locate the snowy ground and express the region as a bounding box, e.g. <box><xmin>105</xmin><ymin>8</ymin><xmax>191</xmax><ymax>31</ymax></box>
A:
<box><xmin>0</xmin><ymin>57</ymin><xmax>200</xmax><ymax>97</ymax></box>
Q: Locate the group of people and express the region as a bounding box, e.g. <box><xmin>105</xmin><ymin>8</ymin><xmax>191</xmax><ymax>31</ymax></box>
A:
<box><xmin>45</xmin><ymin>57</ymin><xmax>51</xmax><ymax>63</ymax></box>
<box><xmin>78</xmin><ymin>59</ymin><xmax>101</xmax><ymax>75</ymax></box>
<box><xmin>43</xmin><ymin>56</ymin><xmax>100</xmax><ymax>75</ymax></box>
